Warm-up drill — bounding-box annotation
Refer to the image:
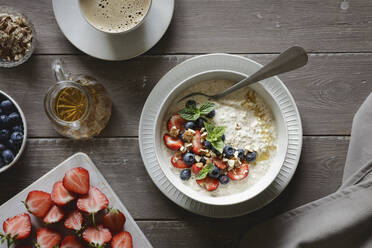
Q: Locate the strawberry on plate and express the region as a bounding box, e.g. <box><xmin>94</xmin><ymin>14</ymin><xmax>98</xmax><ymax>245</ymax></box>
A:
<box><xmin>51</xmin><ymin>181</ymin><xmax>75</xmax><ymax>206</ymax></box>
<box><xmin>60</xmin><ymin>235</ymin><xmax>84</xmax><ymax>248</ymax></box>
<box><xmin>83</xmin><ymin>225</ymin><xmax>112</xmax><ymax>248</ymax></box>
<box><xmin>196</xmin><ymin>177</ymin><xmax>219</xmax><ymax>191</ymax></box>
<box><xmin>43</xmin><ymin>205</ymin><xmax>64</xmax><ymax>224</ymax></box>
<box><xmin>64</xmin><ymin>210</ymin><xmax>84</xmax><ymax>232</ymax></box>
<box><xmin>63</xmin><ymin>167</ymin><xmax>90</xmax><ymax>195</ymax></box>
<box><xmin>36</xmin><ymin>228</ymin><xmax>61</xmax><ymax>248</ymax></box>
<box><xmin>228</xmin><ymin>163</ymin><xmax>249</xmax><ymax>181</ymax></box>
<box><xmin>1</xmin><ymin>213</ymin><xmax>31</xmax><ymax>246</ymax></box>
<box><xmin>163</xmin><ymin>134</ymin><xmax>183</xmax><ymax>150</ymax></box>
<box><xmin>192</xmin><ymin>130</ymin><xmax>202</xmax><ymax>155</ymax></box>
<box><xmin>213</xmin><ymin>158</ymin><xmax>227</xmax><ymax>170</ymax></box>
<box><xmin>24</xmin><ymin>190</ymin><xmax>53</xmax><ymax>218</ymax></box>
<box><xmin>171</xmin><ymin>153</ymin><xmax>189</xmax><ymax>169</ymax></box>
<box><xmin>111</xmin><ymin>231</ymin><xmax>133</xmax><ymax>248</ymax></box>
<box><xmin>77</xmin><ymin>186</ymin><xmax>108</xmax><ymax>224</ymax></box>
<box><xmin>192</xmin><ymin>163</ymin><xmax>202</xmax><ymax>174</ymax></box>
<box><xmin>167</xmin><ymin>114</ymin><xmax>185</xmax><ymax>132</ymax></box>
<box><xmin>103</xmin><ymin>208</ymin><xmax>126</xmax><ymax>234</ymax></box>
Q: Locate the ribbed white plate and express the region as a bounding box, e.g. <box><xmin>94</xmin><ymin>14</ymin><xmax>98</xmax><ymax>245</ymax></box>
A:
<box><xmin>0</xmin><ymin>153</ymin><xmax>152</xmax><ymax>248</ymax></box>
<box><xmin>139</xmin><ymin>54</ymin><xmax>302</xmax><ymax>218</ymax></box>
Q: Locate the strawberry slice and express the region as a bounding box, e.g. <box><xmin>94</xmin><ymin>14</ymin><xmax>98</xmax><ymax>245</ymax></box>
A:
<box><xmin>60</xmin><ymin>235</ymin><xmax>84</xmax><ymax>248</ymax></box>
<box><xmin>36</xmin><ymin>228</ymin><xmax>61</xmax><ymax>248</ymax></box>
<box><xmin>171</xmin><ymin>153</ymin><xmax>189</xmax><ymax>169</ymax></box>
<box><xmin>24</xmin><ymin>190</ymin><xmax>53</xmax><ymax>218</ymax></box>
<box><xmin>43</xmin><ymin>205</ymin><xmax>64</xmax><ymax>224</ymax></box>
<box><xmin>64</xmin><ymin>210</ymin><xmax>84</xmax><ymax>231</ymax></box>
<box><xmin>196</xmin><ymin>177</ymin><xmax>219</xmax><ymax>191</ymax></box>
<box><xmin>192</xmin><ymin>130</ymin><xmax>202</xmax><ymax>155</ymax></box>
<box><xmin>163</xmin><ymin>134</ymin><xmax>183</xmax><ymax>150</ymax></box>
<box><xmin>167</xmin><ymin>114</ymin><xmax>185</xmax><ymax>132</ymax></box>
<box><xmin>228</xmin><ymin>163</ymin><xmax>249</xmax><ymax>181</ymax></box>
<box><xmin>1</xmin><ymin>213</ymin><xmax>31</xmax><ymax>245</ymax></box>
<box><xmin>63</xmin><ymin>167</ymin><xmax>90</xmax><ymax>195</ymax></box>
<box><xmin>192</xmin><ymin>163</ymin><xmax>202</xmax><ymax>174</ymax></box>
<box><xmin>103</xmin><ymin>208</ymin><xmax>126</xmax><ymax>234</ymax></box>
<box><xmin>111</xmin><ymin>231</ymin><xmax>133</xmax><ymax>248</ymax></box>
<box><xmin>83</xmin><ymin>225</ymin><xmax>112</xmax><ymax>248</ymax></box>
<box><xmin>51</xmin><ymin>181</ymin><xmax>75</xmax><ymax>206</ymax></box>
<box><xmin>77</xmin><ymin>186</ymin><xmax>109</xmax><ymax>224</ymax></box>
<box><xmin>213</xmin><ymin>158</ymin><xmax>227</xmax><ymax>169</ymax></box>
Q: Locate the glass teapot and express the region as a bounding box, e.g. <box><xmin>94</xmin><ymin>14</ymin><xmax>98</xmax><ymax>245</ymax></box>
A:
<box><xmin>44</xmin><ymin>59</ymin><xmax>112</xmax><ymax>139</ymax></box>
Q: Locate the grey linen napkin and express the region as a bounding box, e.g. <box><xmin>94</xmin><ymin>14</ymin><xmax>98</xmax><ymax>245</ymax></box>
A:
<box><xmin>239</xmin><ymin>93</ymin><xmax>372</xmax><ymax>248</ymax></box>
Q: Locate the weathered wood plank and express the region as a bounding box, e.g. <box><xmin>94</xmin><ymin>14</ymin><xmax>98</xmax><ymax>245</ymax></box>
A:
<box><xmin>1</xmin><ymin>0</ymin><xmax>372</xmax><ymax>54</ymax></box>
<box><xmin>0</xmin><ymin>136</ymin><xmax>348</xmax><ymax>221</ymax></box>
<box><xmin>0</xmin><ymin>54</ymin><xmax>370</xmax><ymax>137</ymax></box>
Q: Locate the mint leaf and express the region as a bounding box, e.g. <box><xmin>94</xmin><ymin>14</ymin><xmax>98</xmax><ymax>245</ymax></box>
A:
<box><xmin>204</xmin><ymin>121</ymin><xmax>214</xmax><ymax>134</ymax></box>
<box><xmin>178</xmin><ymin>107</ymin><xmax>200</xmax><ymax>121</ymax></box>
<box><xmin>211</xmin><ymin>138</ymin><xmax>224</xmax><ymax>153</ymax></box>
<box><xmin>196</xmin><ymin>163</ymin><xmax>214</xmax><ymax>180</ymax></box>
<box><xmin>205</xmin><ymin>122</ymin><xmax>226</xmax><ymax>145</ymax></box>
<box><xmin>199</xmin><ymin>102</ymin><xmax>216</xmax><ymax>115</ymax></box>
<box><xmin>213</xmin><ymin>126</ymin><xmax>226</xmax><ymax>137</ymax></box>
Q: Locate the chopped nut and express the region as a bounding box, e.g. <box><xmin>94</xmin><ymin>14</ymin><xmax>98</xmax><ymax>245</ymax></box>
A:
<box><xmin>169</xmin><ymin>126</ymin><xmax>180</xmax><ymax>137</ymax></box>
<box><xmin>201</xmin><ymin>132</ymin><xmax>208</xmax><ymax>138</ymax></box>
<box><xmin>234</xmin><ymin>150</ymin><xmax>239</xmax><ymax>159</ymax></box>
<box><xmin>195</xmin><ymin>155</ymin><xmax>201</xmax><ymax>162</ymax></box>
<box><xmin>195</xmin><ymin>162</ymin><xmax>203</xmax><ymax>168</ymax></box>
<box><xmin>210</xmin><ymin>151</ymin><xmax>217</xmax><ymax>158</ymax></box>
<box><xmin>222</xmin><ymin>158</ymin><xmax>229</xmax><ymax>162</ymax></box>
<box><xmin>227</xmin><ymin>160</ymin><xmax>235</xmax><ymax>169</ymax></box>
<box><xmin>200</xmin><ymin>149</ymin><xmax>209</xmax><ymax>155</ymax></box>
<box><xmin>200</xmin><ymin>127</ymin><xmax>206</xmax><ymax>132</ymax></box>
<box><xmin>235</xmin><ymin>122</ymin><xmax>241</xmax><ymax>130</ymax></box>
<box><xmin>185</xmin><ymin>143</ymin><xmax>193</xmax><ymax>149</ymax></box>
<box><xmin>206</xmin><ymin>158</ymin><xmax>213</xmax><ymax>164</ymax></box>
<box><xmin>187</xmin><ymin>129</ymin><xmax>196</xmax><ymax>134</ymax></box>
<box><xmin>183</xmin><ymin>130</ymin><xmax>194</xmax><ymax>142</ymax></box>
<box><xmin>180</xmin><ymin>146</ymin><xmax>187</xmax><ymax>153</ymax></box>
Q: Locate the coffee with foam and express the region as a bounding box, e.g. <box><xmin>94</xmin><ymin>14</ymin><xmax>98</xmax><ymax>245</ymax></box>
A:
<box><xmin>79</xmin><ymin>0</ymin><xmax>151</xmax><ymax>33</ymax></box>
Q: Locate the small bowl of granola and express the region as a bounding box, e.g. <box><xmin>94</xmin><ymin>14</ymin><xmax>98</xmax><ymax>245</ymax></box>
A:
<box><xmin>0</xmin><ymin>6</ymin><xmax>36</xmax><ymax>68</ymax></box>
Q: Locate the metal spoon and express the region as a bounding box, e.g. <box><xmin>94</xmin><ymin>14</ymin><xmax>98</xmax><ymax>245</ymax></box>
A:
<box><xmin>178</xmin><ymin>46</ymin><xmax>308</xmax><ymax>102</ymax></box>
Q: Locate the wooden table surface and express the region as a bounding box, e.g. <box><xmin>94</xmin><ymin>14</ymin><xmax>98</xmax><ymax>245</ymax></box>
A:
<box><xmin>1</xmin><ymin>0</ymin><xmax>371</xmax><ymax>247</ymax></box>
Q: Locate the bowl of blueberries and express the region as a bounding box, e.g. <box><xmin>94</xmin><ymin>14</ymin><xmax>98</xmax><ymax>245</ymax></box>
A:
<box><xmin>0</xmin><ymin>91</ymin><xmax>26</xmax><ymax>173</ymax></box>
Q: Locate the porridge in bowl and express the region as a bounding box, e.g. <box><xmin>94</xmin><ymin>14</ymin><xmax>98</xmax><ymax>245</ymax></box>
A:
<box><xmin>162</xmin><ymin>79</ymin><xmax>277</xmax><ymax>196</ymax></box>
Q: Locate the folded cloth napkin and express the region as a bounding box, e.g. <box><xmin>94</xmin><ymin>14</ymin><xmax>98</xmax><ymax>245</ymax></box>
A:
<box><xmin>239</xmin><ymin>93</ymin><xmax>372</xmax><ymax>248</ymax></box>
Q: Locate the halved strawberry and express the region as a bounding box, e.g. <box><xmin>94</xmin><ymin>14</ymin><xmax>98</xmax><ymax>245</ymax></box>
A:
<box><xmin>111</xmin><ymin>231</ymin><xmax>133</xmax><ymax>248</ymax></box>
<box><xmin>1</xmin><ymin>213</ymin><xmax>31</xmax><ymax>246</ymax></box>
<box><xmin>83</xmin><ymin>225</ymin><xmax>112</xmax><ymax>248</ymax></box>
<box><xmin>63</xmin><ymin>167</ymin><xmax>90</xmax><ymax>195</ymax></box>
<box><xmin>163</xmin><ymin>134</ymin><xmax>183</xmax><ymax>150</ymax></box>
<box><xmin>51</xmin><ymin>181</ymin><xmax>75</xmax><ymax>206</ymax></box>
<box><xmin>192</xmin><ymin>163</ymin><xmax>202</xmax><ymax>174</ymax></box>
<box><xmin>60</xmin><ymin>235</ymin><xmax>84</xmax><ymax>248</ymax></box>
<box><xmin>24</xmin><ymin>190</ymin><xmax>53</xmax><ymax>218</ymax></box>
<box><xmin>103</xmin><ymin>208</ymin><xmax>126</xmax><ymax>234</ymax></box>
<box><xmin>43</xmin><ymin>205</ymin><xmax>64</xmax><ymax>224</ymax></box>
<box><xmin>228</xmin><ymin>163</ymin><xmax>249</xmax><ymax>181</ymax></box>
<box><xmin>192</xmin><ymin>130</ymin><xmax>202</xmax><ymax>155</ymax></box>
<box><xmin>171</xmin><ymin>153</ymin><xmax>189</xmax><ymax>169</ymax></box>
<box><xmin>36</xmin><ymin>228</ymin><xmax>61</xmax><ymax>248</ymax></box>
<box><xmin>196</xmin><ymin>177</ymin><xmax>219</xmax><ymax>191</ymax></box>
<box><xmin>167</xmin><ymin>114</ymin><xmax>185</xmax><ymax>132</ymax></box>
<box><xmin>213</xmin><ymin>158</ymin><xmax>227</xmax><ymax>169</ymax></box>
<box><xmin>64</xmin><ymin>210</ymin><xmax>84</xmax><ymax>231</ymax></box>
<box><xmin>77</xmin><ymin>186</ymin><xmax>109</xmax><ymax>224</ymax></box>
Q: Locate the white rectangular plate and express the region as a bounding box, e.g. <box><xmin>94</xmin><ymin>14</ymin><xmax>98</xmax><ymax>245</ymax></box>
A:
<box><xmin>0</xmin><ymin>152</ymin><xmax>153</xmax><ymax>248</ymax></box>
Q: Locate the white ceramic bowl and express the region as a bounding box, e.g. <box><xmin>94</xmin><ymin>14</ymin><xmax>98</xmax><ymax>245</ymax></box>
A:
<box><xmin>0</xmin><ymin>90</ymin><xmax>27</xmax><ymax>174</ymax></box>
<box><xmin>154</xmin><ymin>70</ymin><xmax>288</xmax><ymax>206</ymax></box>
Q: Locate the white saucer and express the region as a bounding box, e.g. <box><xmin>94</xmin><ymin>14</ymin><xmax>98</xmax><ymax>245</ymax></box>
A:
<box><xmin>139</xmin><ymin>54</ymin><xmax>303</xmax><ymax>218</ymax></box>
<box><xmin>52</xmin><ymin>0</ymin><xmax>174</xmax><ymax>61</ymax></box>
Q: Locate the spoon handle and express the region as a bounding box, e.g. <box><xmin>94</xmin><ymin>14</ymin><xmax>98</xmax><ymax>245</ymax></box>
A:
<box><xmin>212</xmin><ymin>46</ymin><xmax>308</xmax><ymax>100</ymax></box>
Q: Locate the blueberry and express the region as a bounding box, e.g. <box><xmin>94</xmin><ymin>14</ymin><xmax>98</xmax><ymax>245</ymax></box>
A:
<box><xmin>208</xmin><ymin>165</ymin><xmax>220</xmax><ymax>179</ymax></box>
<box><xmin>0</xmin><ymin>143</ymin><xmax>5</xmax><ymax>151</ymax></box>
<box><xmin>0</xmin><ymin>129</ymin><xmax>10</xmax><ymax>141</ymax></box>
<box><xmin>2</xmin><ymin>149</ymin><xmax>14</xmax><ymax>164</ymax></box>
<box><xmin>184</xmin><ymin>121</ymin><xmax>196</xmax><ymax>130</ymax></box>
<box><xmin>219</xmin><ymin>175</ymin><xmax>230</xmax><ymax>184</ymax></box>
<box><xmin>180</xmin><ymin>169</ymin><xmax>191</xmax><ymax>181</ymax></box>
<box><xmin>12</xmin><ymin>125</ymin><xmax>23</xmax><ymax>133</ymax></box>
<box><xmin>203</xmin><ymin>140</ymin><xmax>212</xmax><ymax>149</ymax></box>
<box><xmin>0</xmin><ymin>157</ymin><xmax>5</xmax><ymax>167</ymax></box>
<box><xmin>10</xmin><ymin>131</ymin><xmax>23</xmax><ymax>147</ymax></box>
<box><xmin>223</xmin><ymin>145</ymin><xmax>235</xmax><ymax>158</ymax></box>
<box><xmin>246</xmin><ymin>151</ymin><xmax>257</xmax><ymax>162</ymax></box>
<box><xmin>0</xmin><ymin>108</ymin><xmax>2</xmax><ymax>115</ymax></box>
<box><xmin>8</xmin><ymin>112</ymin><xmax>21</xmax><ymax>125</ymax></box>
<box><xmin>0</xmin><ymin>100</ymin><xmax>14</xmax><ymax>114</ymax></box>
<box><xmin>206</xmin><ymin>109</ymin><xmax>216</xmax><ymax>118</ymax></box>
<box><xmin>185</xmin><ymin>100</ymin><xmax>197</xmax><ymax>109</ymax></box>
<box><xmin>200</xmin><ymin>156</ymin><xmax>207</xmax><ymax>164</ymax></box>
<box><xmin>196</xmin><ymin>117</ymin><xmax>206</xmax><ymax>128</ymax></box>
<box><xmin>183</xmin><ymin>152</ymin><xmax>195</xmax><ymax>166</ymax></box>
<box><xmin>237</xmin><ymin>148</ymin><xmax>245</xmax><ymax>160</ymax></box>
<box><xmin>0</xmin><ymin>115</ymin><xmax>9</xmax><ymax>128</ymax></box>
<box><xmin>221</xmin><ymin>134</ymin><xmax>225</xmax><ymax>141</ymax></box>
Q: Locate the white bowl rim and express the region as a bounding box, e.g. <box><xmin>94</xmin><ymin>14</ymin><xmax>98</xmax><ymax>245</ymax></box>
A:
<box><xmin>0</xmin><ymin>90</ymin><xmax>27</xmax><ymax>174</ymax></box>
<box><xmin>153</xmin><ymin>68</ymin><xmax>289</xmax><ymax>206</ymax></box>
